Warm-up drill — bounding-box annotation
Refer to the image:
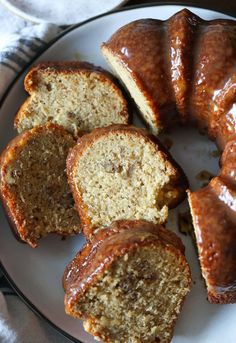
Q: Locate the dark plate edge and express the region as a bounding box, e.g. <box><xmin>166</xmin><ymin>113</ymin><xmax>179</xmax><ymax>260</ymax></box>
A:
<box><xmin>0</xmin><ymin>261</ymin><xmax>80</xmax><ymax>342</ymax></box>
<box><xmin>0</xmin><ymin>2</ymin><xmax>235</xmax><ymax>343</ymax></box>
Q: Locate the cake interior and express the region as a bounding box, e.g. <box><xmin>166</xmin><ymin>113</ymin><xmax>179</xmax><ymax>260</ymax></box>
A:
<box><xmin>17</xmin><ymin>71</ymin><xmax>127</xmax><ymax>135</ymax></box>
<box><xmin>4</xmin><ymin>128</ymin><xmax>80</xmax><ymax>246</ymax></box>
<box><xmin>102</xmin><ymin>47</ymin><xmax>161</xmax><ymax>134</ymax></box>
<box><xmin>75</xmin><ymin>132</ymin><xmax>181</xmax><ymax>229</ymax></box>
<box><xmin>74</xmin><ymin>245</ymin><xmax>190</xmax><ymax>343</ymax></box>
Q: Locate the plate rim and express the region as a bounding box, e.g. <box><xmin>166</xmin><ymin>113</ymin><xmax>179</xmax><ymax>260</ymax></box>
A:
<box><xmin>0</xmin><ymin>2</ymin><xmax>236</xmax><ymax>343</ymax></box>
<box><xmin>0</xmin><ymin>0</ymin><xmax>130</xmax><ymax>25</ymax></box>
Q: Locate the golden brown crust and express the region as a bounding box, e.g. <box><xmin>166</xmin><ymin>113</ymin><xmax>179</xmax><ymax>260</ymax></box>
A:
<box><xmin>0</xmin><ymin>123</ymin><xmax>79</xmax><ymax>247</ymax></box>
<box><xmin>102</xmin><ymin>9</ymin><xmax>236</xmax><ymax>143</ymax></box>
<box><xmin>167</xmin><ymin>9</ymin><xmax>201</xmax><ymax>123</ymax></box>
<box><xmin>188</xmin><ymin>137</ymin><xmax>236</xmax><ymax>304</ymax></box>
<box><xmin>188</xmin><ymin>180</ymin><xmax>236</xmax><ymax>304</ymax></box>
<box><xmin>23</xmin><ymin>61</ymin><xmax>124</xmax><ymax>93</ymax></box>
<box><xmin>0</xmin><ymin>185</ymin><xmax>27</xmax><ymax>244</ymax></box>
<box><xmin>208</xmin><ymin>290</ymin><xmax>236</xmax><ymax>304</ymax></box>
<box><xmin>102</xmin><ymin>9</ymin><xmax>203</xmax><ymax>129</ymax></box>
<box><xmin>63</xmin><ymin>220</ymin><xmax>191</xmax><ymax>318</ymax></box>
<box><xmin>67</xmin><ymin>124</ymin><xmax>188</xmax><ymax>238</ymax></box>
<box><xmin>220</xmin><ymin>140</ymin><xmax>236</xmax><ymax>184</ymax></box>
<box><xmin>190</xmin><ymin>23</ymin><xmax>236</xmax><ymax>141</ymax></box>
<box><xmin>14</xmin><ymin>61</ymin><xmax>130</xmax><ymax>132</ymax></box>
<box><xmin>102</xmin><ymin>19</ymin><xmax>176</xmax><ymax>132</ymax></box>
<box><xmin>102</xmin><ymin>8</ymin><xmax>236</xmax><ymax>146</ymax></box>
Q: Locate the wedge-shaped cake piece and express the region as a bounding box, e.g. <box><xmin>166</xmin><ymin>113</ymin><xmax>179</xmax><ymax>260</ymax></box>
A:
<box><xmin>188</xmin><ymin>174</ymin><xmax>236</xmax><ymax>303</ymax></box>
<box><xmin>64</xmin><ymin>220</ymin><xmax>192</xmax><ymax>343</ymax></box>
<box><xmin>0</xmin><ymin>123</ymin><xmax>80</xmax><ymax>247</ymax></box>
<box><xmin>14</xmin><ymin>61</ymin><xmax>129</xmax><ymax>136</ymax></box>
<box><xmin>67</xmin><ymin>125</ymin><xmax>188</xmax><ymax>238</ymax></box>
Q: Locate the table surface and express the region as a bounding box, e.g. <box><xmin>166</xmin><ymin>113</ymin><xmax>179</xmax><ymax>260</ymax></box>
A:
<box><xmin>127</xmin><ymin>0</ymin><xmax>236</xmax><ymax>16</ymax></box>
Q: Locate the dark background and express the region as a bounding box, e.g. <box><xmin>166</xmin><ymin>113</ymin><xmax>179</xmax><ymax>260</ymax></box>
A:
<box><xmin>127</xmin><ymin>0</ymin><xmax>236</xmax><ymax>17</ymax></box>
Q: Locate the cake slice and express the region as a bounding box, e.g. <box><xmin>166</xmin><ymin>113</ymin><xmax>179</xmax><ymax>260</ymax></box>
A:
<box><xmin>63</xmin><ymin>220</ymin><xmax>192</xmax><ymax>343</ymax></box>
<box><xmin>0</xmin><ymin>123</ymin><xmax>81</xmax><ymax>247</ymax></box>
<box><xmin>101</xmin><ymin>11</ymin><xmax>200</xmax><ymax>132</ymax></box>
<box><xmin>67</xmin><ymin>124</ymin><xmax>188</xmax><ymax>238</ymax></box>
<box><xmin>188</xmin><ymin>175</ymin><xmax>236</xmax><ymax>303</ymax></box>
<box><xmin>14</xmin><ymin>61</ymin><xmax>129</xmax><ymax>136</ymax></box>
<box><xmin>101</xmin><ymin>19</ymin><xmax>175</xmax><ymax>134</ymax></box>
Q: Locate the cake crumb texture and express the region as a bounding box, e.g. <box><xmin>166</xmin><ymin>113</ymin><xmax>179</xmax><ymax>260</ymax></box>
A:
<box><xmin>15</xmin><ymin>61</ymin><xmax>129</xmax><ymax>136</ymax></box>
<box><xmin>64</xmin><ymin>220</ymin><xmax>191</xmax><ymax>343</ymax></box>
<box><xmin>0</xmin><ymin>123</ymin><xmax>81</xmax><ymax>247</ymax></box>
<box><xmin>67</xmin><ymin>125</ymin><xmax>188</xmax><ymax>237</ymax></box>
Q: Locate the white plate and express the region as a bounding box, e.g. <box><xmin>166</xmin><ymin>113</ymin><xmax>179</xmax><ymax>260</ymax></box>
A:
<box><xmin>0</xmin><ymin>4</ymin><xmax>236</xmax><ymax>343</ymax></box>
<box><xmin>0</xmin><ymin>0</ymin><xmax>129</xmax><ymax>25</ymax></box>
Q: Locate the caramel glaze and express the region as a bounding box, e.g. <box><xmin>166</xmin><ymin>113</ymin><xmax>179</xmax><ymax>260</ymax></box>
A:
<box><xmin>63</xmin><ymin>220</ymin><xmax>190</xmax><ymax>318</ymax></box>
<box><xmin>103</xmin><ymin>19</ymin><xmax>177</xmax><ymax>129</ymax></box>
<box><xmin>167</xmin><ymin>9</ymin><xmax>199</xmax><ymax>123</ymax></box>
<box><xmin>189</xmin><ymin>178</ymin><xmax>236</xmax><ymax>303</ymax></box>
<box><xmin>102</xmin><ymin>9</ymin><xmax>236</xmax><ymax>144</ymax></box>
<box><xmin>102</xmin><ymin>9</ymin><xmax>236</xmax><ymax>304</ymax></box>
<box><xmin>189</xmin><ymin>139</ymin><xmax>236</xmax><ymax>303</ymax></box>
<box><xmin>221</xmin><ymin>140</ymin><xmax>236</xmax><ymax>183</ymax></box>
<box><xmin>189</xmin><ymin>11</ymin><xmax>236</xmax><ymax>302</ymax></box>
<box><xmin>192</xmin><ymin>22</ymin><xmax>236</xmax><ymax>137</ymax></box>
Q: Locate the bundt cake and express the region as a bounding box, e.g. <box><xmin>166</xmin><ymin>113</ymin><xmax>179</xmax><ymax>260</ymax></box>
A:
<box><xmin>63</xmin><ymin>220</ymin><xmax>191</xmax><ymax>343</ymax></box>
<box><xmin>67</xmin><ymin>124</ymin><xmax>188</xmax><ymax>238</ymax></box>
<box><xmin>0</xmin><ymin>123</ymin><xmax>81</xmax><ymax>247</ymax></box>
<box><xmin>102</xmin><ymin>9</ymin><xmax>236</xmax><ymax>303</ymax></box>
<box><xmin>101</xmin><ymin>9</ymin><xmax>236</xmax><ymax>141</ymax></box>
<box><xmin>14</xmin><ymin>61</ymin><xmax>129</xmax><ymax>136</ymax></box>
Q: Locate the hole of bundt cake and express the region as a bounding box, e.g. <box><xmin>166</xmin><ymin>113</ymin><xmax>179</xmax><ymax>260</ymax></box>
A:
<box><xmin>75</xmin><ymin>246</ymin><xmax>190</xmax><ymax>342</ymax></box>
<box><xmin>18</xmin><ymin>72</ymin><xmax>127</xmax><ymax>134</ymax></box>
<box><xmin>75</xmin><ymin>133</ymin><xmax>181</xmax><ymax>228</ymax></box>
<box><xmin>6</xmin><ymin>129</ymin><xmax>80</xmax><ymax>243</ymax></box>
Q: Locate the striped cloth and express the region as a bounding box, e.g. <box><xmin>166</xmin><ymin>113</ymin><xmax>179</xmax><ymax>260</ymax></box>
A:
<box><xmin>0</xmin><ymin>4</ymin><xmax>61</xmax><ymax>99</ymax></box>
